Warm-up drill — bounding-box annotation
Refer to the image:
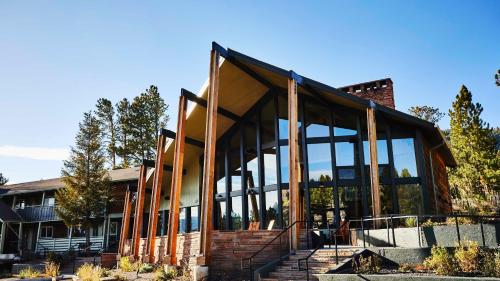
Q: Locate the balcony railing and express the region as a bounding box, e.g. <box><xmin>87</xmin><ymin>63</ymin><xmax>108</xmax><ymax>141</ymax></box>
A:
<box><xmin>15</xmin><ymin>205</ymin><xmax>59</xmax><ymax>222</ymax></box>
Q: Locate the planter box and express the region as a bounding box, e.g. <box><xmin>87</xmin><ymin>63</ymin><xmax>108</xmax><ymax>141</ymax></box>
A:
<box><xmin>317</xmin><ymin>273</ymin><xmax>500</xmax><ymax>281</ymax></box>
<box><xmin>101</xmin><ymin>253</ymin><xmax>118</xmax><ymax>269</ymax></box>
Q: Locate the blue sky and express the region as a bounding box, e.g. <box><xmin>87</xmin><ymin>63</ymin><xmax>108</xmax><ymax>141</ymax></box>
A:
<box><xmin>1</xmin><ymin>1</ymin><xmax>499</xmax><ymax>184</ymax></box>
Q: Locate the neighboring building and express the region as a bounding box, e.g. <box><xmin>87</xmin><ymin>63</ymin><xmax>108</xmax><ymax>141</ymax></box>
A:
<box><xmin>118</xmin><ymin>42</ymin><xmax>456</xmax><ymax>279</ymax></box>
<box><xmin>0</xmin><ymin>167</ymin><xmax>139</xmax><ymax>256</ymax></box>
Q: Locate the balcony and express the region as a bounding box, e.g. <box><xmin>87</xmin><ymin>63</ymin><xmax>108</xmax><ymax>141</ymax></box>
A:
<box><xmin>15</xmin><ymin>205</ymin><xmax>59</xmax><ymax>222</ymax></box>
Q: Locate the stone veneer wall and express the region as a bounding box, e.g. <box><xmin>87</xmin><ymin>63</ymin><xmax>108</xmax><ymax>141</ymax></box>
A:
<box><xmin>209</xmin><ymin>230</ymin><xmax>289</xmax><ymax>281</ymax></box>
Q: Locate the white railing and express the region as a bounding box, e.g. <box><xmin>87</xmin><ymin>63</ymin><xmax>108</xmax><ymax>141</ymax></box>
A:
<box><xmin>36</xmin><ymin>236</ymin><xmax>104</xmax><ymax>253</ymax></box>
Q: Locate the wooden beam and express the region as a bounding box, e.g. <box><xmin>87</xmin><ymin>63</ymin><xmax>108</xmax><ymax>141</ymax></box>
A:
<box><xmin>160</xmin><ymin>128</ymin><xmax>205</xmax><ymax>148</ymax></box>
<box><xmin>142</xmin><ymin>159</ymin><xmax>187</xmax><ymax>174</ymax></box>
<box><xmin>165</xmin><ymin>95</ymin><xmax>188</xmax><ymax>265</ymax></box>
<box><xmin>144</xmin><ymin>133</ymin><xmax>167</xmax><ymax>263</ymax></box>
<box><xmin>181</xmin><ymin>88</ymin><xmax>240</xmax><ymax>122</ymax></box>
<box><xmin>118</xmin><ymin>190</ymin><xmax>132</xmax><ymax>256</ymax></box>
<box><xmin>288</xmin><ymin>77</ymin><xmax>300</xmax><ymax>251</ymax></box>
<box><xmin>197</xmin><ymin>48</ymin><xmax>220</xmax><ymax>266</ymax></box>
<box><xmin>131</xmin><ymin>164</ymin><xmax>147</xmax><ymax>259</ymax></box>
<box><xmin>367</xmin><ymin>102</ymin><xmax>381</xmax><ymax>218</ymax></box>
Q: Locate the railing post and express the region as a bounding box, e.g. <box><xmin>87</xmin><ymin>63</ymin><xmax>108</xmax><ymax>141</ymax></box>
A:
<box><xmin>386</xmin><ymin>217</ymin><xmax>390</xmax><ymax>246</ymax></box>
<box><xmin>334</xmin><ymin>233</ymin><xmax>338</xmax><ymax>264</ymax></box>
<box><xmin>479</xmin><ymin>218</ymin><xmax>486</xmax><ymax>247</ymax></box>
<box><xmin>454</xmin><ymin>214</ymin><xmax>461</xmax><ymax>246</ymax></box>
<box><xmin>361</xmin><ymin>217</ymin><xmax>366</xmax><ymax>248</ymax></box>
<box><xmin>390</xmin><ymin>215</ymin><xmax>396</xmax><ymax>247</ymax></box>
<box><xmin>416</xmin><ymin>216</ymin><xmax>421</xmax><ymax>247</ymax></box>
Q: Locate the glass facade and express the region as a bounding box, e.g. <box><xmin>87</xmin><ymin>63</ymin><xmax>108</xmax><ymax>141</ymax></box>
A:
<box><xmin>210</xmin><ymin>94</ymin><xmax>425</xmax><ymax>231</ymax></box>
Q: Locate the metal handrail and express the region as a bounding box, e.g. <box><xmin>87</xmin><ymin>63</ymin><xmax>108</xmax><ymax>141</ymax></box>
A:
<box><xmin>297</xmin><ymin>220</ymin><xmax>349</xmax><ymax>281</ymax></box>
<box><xmin>241</xmin><ymin>220</ymin><xmax>312</xmax><ymax>281</ymax></box>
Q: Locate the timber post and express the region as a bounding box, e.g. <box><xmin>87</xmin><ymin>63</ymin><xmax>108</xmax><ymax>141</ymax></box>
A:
<box><xmin>118</xmin><ymin>189</ymin><xmax>132</xmax><ymax>256</ymax></box>
<box><xmin>165</xmin><ymin>94</ymin><xmax>188</xmax><ymax>265</ymax></box>
<box><xmin>367</xmin><ymin>101</ymin><xmax>381</xmax><ymax>218</ymax></box>
<box><xmin>197</xmin><ymin>46</ymin><xmax>221</xmax><ymax>266</ymax></box>
<box><xmin>145</xmin><ymin>133</ymin><xmax>167</xmax><ymax>263</ymax></box>
<box><xmin>288</xmin><ymin>74</ymin><xmax>300</xmax><ymax>251</ymax></box>
<box><xmin>131</xmin><ymin>164</ymin><xmax>147</xmax><ymax>259</ymax></box>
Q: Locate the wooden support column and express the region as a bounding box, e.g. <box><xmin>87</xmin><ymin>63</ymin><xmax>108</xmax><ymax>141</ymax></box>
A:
<box><xmin>118</xmin><ymin>189</ymin><xmax>132</xmax><ymax>256</ymax></box>
<box><xmin>197</xmin><ymin>48</ymin><xmax>220</xmax><ymax>266</ymax></box>
<box><xmin>366</xmin><ymin>102</ymin><xmax>381</xmax><ymax>218</ymax></box>
<box><xmin>165</xmin><ymin>95</ymin><xmax>188</xmax><ymax>265</ymax></box>
<box><xmin>288</xmin><ymin>77</ymin><xmax>300</xmax><ymax>251</ymax></box>
<box><xmin>132</xmin><ymin>164</ymin><xmax>147</xmax><ymax>259</ymax></box>
<box><xmin>145</xmin><ymin>133</ymin><xmax>167</xmax><ymax>262</ymax></box>
<box><xmin>0</xmin><ymin>222</ymin><xmax>6</xmax><ymax>254</ymax></box>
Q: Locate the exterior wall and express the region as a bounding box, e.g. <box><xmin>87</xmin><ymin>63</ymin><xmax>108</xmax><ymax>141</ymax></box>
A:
<box><xmin>159</xmin><ymin>157</ymin><xmax>200</xmax><ymax>211</ymax></box>
<box><xmin>209</xmin><ymin>230</ymin><xmax>288</xmax><ymax>281</ymax></box>
<box><xmin>422</xmin><ymin>138</ymin><xmax>452</xmax><ymax>214</ymax></box>
<box><xmin>340</xmin><ymin>79</ymin><xmax>395</xmax><ymax>109</ymax></box>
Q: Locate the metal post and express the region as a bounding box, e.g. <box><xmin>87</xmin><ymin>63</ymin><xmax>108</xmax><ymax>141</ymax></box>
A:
<box><xmin>454</xmin><ymin>214</ymin><xmax>461</xmax><ymax>246</ymax></box>
<box><xmin>480</xmin><ymin>218</ymin><xmax>486</xmax><ymax>247</ymax></box>
<box><xmin>386</xmin><ymin>217</ymin><xmax>390</xmax><ymax>246</ymax></box>
<box><xmin>361</xmin><ymin>217</ymin><xmax>366</xmax><ymax>248</ymax></box>
<box><xmin>334</xmin><ymin>233</ymin><xmax>338</xmax><ymax>264</ymax></box>
<box><xmin>416</xmin><ymin>216</ymin><xmax>421</xmax><ymax>247</ymax></box>
<box><xmin>391</xmin><ymin>215</ymin><xmax>396</xmax><ymax>247</ymax></box>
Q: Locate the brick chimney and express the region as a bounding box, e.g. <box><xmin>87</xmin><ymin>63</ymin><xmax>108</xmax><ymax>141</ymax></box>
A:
<box><xmin>339</xmin><ymin>78</ymin><xmax>395</xmax><ymax>109</ymax></box>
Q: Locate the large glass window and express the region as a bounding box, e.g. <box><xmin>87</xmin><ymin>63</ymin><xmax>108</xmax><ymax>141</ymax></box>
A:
<box><xmin>179</xmin><ymin>208</ymin><xmax>186</xmax><ymax>234</ymax></box>
<box><xmin>231</xmin><ymin>197</ymin><xmax>243</xmax><ymax>230</ymax></box>
<box><xmin>397</xmin><ymin>184</ymin><xmax>422</xmax><ymax>214</ymax></box>
<box><xmin>363</xmin><ymin>139</ymin><xmax>390</xmax><ymax>178</ymax></box>
<box><xmin>248</xmin><ymin>193</ymin><xmax>260</xmax><ymax>224</ymax></box>
<box><xmin>334</xmin><ymin>115</ymin><xmax>357</xmax><ymax>136</ymax></box>
<box><xmin>338</xmin><ymin>186</ymin><xmax>363</xmax><ymax>220</ymax></box>
<box><xmin>263</xmin><ymin>147</ymin><xmax>277</xmax><ymax>186</ymax></box>
<box><xmin>307</xmin><ymin>143</ymin><xmax>333</xmax><ymax>182</ymax></box>
<box><xmin>310</xmin><ymin>187</ymin><xmax>334</xmax><ymax>228</ymax></box>
<box><xmin>265</xmin><ymin>190</ymin><xmax>278</xmax><ymax>229</ymax></box>
<box><xmin>216</xmin><ymin>156</ymin><xmax>226</xmax><ymax>194</ymax></box>
<box><xmin>191</xmin><ymin>206</ymin><xmax>199</xmax><ymax>231</ymax></box>
<box><xmin>335</xmin><ymin>142</ymin><xmax>356</xmax><ymax>180</ymax></box>
<box><xmin>305</xmin><ymin>101</ymin><xmax>330</xmax><ymax>138</ymax></box>
<box><xmin>215</xmin><ymin>200</ymin><xmax>227</xmax><ymax>230</ymax></box>
<box><xmin>392</xmin><ymin>138</ymin><xmax>418</xmax><ymax>178</ymax></box>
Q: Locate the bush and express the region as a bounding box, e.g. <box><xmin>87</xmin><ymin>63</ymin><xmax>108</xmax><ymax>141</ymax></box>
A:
<box><xmin>423</xmin><ymin>246</ymin><xmax>457</xmax><ymax>275</ymax></box>
<box><xmin>45</xmin><ymin>262</ymin><xmax>60</xmax><ymax>277</ymax></box>
<box><xmin>154</xmin><ymin>267</ymin><xmax>178</xmax><ymax>281</ymax></box>
<box><xmin>454</xmin><ymin>240</ymin><xmax>480</xmax><ymax>273</ymax></box>
<box><xmin>482</xmin><ymin>250</ymin><xmax>500</xmax><ymax>277</ymax></box>
<box><xmin>76</xmin><ymin>263</ymin><xmax>107</xmax><ymax>281</ymax></box>
<box><xmin>46</xmin><ymin>251</ymin><xmax>64</xmax><ymax>266</ymax></box>
<box><xmin>352</xmin><ymin>255</ymin><xmax>381</xmax><ymax>274</ymax></box>
<box><xmin>446</xmin><ymin>216</ymin><xmax>474</xmax><ymax>225</ymax></box>
<box><xmin>404</xmin><ymin>217</ymin><xmax>417</xmax><ymax>227</ymax></box>
<box><xmin>119</xmin><ymin>256</ymin><xmax>138</xmax><ymax>272</ymax></box>
<box><xmin>18</xmin><ymin>267</ymin><xmax>42</xmax><ymax>279</ymax></box>
<box><xmin>139</xmin><ymin>263</ymin><xmax>154</xmax><ymax>273</ymax></box>
<box><xmin>398</xmin><ymin>263</ymin><xmax>414</xmax><ymax>273</ymax></box>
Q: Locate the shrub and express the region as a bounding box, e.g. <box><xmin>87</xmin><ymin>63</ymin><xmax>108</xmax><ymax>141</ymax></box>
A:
<box><xmin>154</xmin><ymin>267</ymin><xmax>178</xmax><ymax>281</ymax></box>
<box><xmin>398</xmin><ymin>263</ymin><xmax>414</xmax><ymax>273</ymax></box>
<box><xmin>352</xmin><ymin>255</ymin><xmax>381</xmax><ymax>274</ymax></box>
<box><xmin>482</xmin><ymin>250</ymin><xmax>500</xmax><ymax>277</ymax></box>
<box><xmin>446</xmin><ymin>216</ymin><xmax>474</xmax><ymax>225</ymax></box>
<box><xmin>18</xmin><ymin>267</ymin><xmax>42</xmax><ymax>279</ymax></box>
<box><xmin>454</xmin><ymin>240</ymin><xmax>480</xmax><ymax>273</ymax></box>
<box><xmin>119</xmin><ymin>256</ymin><xmax>138</xmax><ymax>272</ymax></box>
<box><xmin>404</xmin><ymin>217</ymin><xmax>417</xmax><ymax>227</ymax></box>
<box><xmin>423</xmin><ymin>245</ymin><xmax>457</xmax><ymax>275</ymax></box>
<box><xmin>139</xmin><ymin>263</ymin><xmax>154</xmax><ymax>273</ymax></box>
<box><xmin>44</xmin><ymin>262</ymin><xmax>60</xmax><ymax>277</ymax></box>
<box><xmin>421</xmin><ymin>219</ymin><xmax>439</xmax><ymax>227</ymax></box>
<box><xmin>46</xmin><ymin>251</ymin><xmax>64</xmax><ymax>266</ymax></box>
<box><xmin>76</xmin><ymin>263</ymin><xmax>106</xmax><ymax>281</ymax></box>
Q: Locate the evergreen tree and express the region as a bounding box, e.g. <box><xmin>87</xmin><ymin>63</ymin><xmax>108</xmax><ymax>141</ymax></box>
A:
<box><xmin>495</xmin><ymin>69</ymin><xmax>500</xmax><ymax>86</ymax></box>
<box><xmin>95</xmin><ymin>98</ymin><xmax>117</xmax><ymax>168</ymax></box>
<box><xmin>116</xmin><ymin>98</ymin><xmax>133</xmax><ymax>168</ymax></box>
<box><xmin>408</xmin><ymin>105</ymin><xmax>445</xmax><ymax>124</ymax></box>
<box><xmin>0</xmin><ymin>173</ymin><xmax>8</xmax><ymax>186</ymax></box>
<box><xmin>448</xmin><ymin>85</ymin><xmax>499</xmax><ymax>213</ymax></box>
<box><xmin>128</xmin><ymin>85</ymin><xmax>169</xmax><ymax>164</ymax></box>
<box><xmin>55</xmin><ymin>112</ymin><xmax>112</xmax><ymax>253</ymax></box>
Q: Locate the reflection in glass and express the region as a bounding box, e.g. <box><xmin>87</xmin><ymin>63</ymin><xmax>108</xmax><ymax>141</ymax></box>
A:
<box><xmin>231</xmin><ymin>135</ymin><xmax>242</xmax><ymax>192</ymax></box>
<box><xmin>263</xmin><ymin>147</ymin><xmax>277</xmax><ymax>185</ymax></box>
<box><xmin>280</xmin><ymin>146</ymin><xmax>289</xmax><ymax>183</ymax></box>
<box><xmin>281</xmin><ymin>189</ymin><xmax>289</xmax><ymax>227</ymax></box>
<box><xmin>179</xmin><ymin>208</ymin><xmax>186</xmax><ymax>234</ymax></box>
<box><xmin>231</xmin><ymin>196</ymin><xmax>243</xmax><ymax>230</ymax></box>
<box><xmin>191</xmin><ymin>206</ymin><xmax>199</xmax><ymax>231</ymax></box>
<box><xmin>380</xmin><ymin>185</ymin><xmax>393</xmax><ymax>215</ymax></box>
<box><xmin>265</xmin><ymin>190</ymin><xmax>278</xmax><ymax>229</ymax></box>
<box><xmin>310</xmin><ymin>187</ymin><xmax>334</xmax><ymax>228</ymax></box>
<box><xmin>216</xmin><ymin>201</ymin><xmax>227</xmax><ymax>230</ymax></box>
<box><xmin>334</xmin><ymin>115</ymin><xmax>357</xmax><ymax>136</ymax></box>
<box><xmin>363</xmin><ymin>140</ymin><xmax>391</xmax><ymax>178</ymax></box>
<box><xmin>305</xmin><ymin>101</ymin><xmax>330</xmax><ymax>138</ymax></box>
<box><xmin>216</xmin><ymin>157</ymin><xmax>226</xmax><ymax>194</ymax></box>
<box><xmin>392</xmin><ymin>138</ymin><xmax>418</xmax><ymax>177</ymax></box>
<box><xmin>335</xmin><ymin>142</ymin><xmax>356</xmax><ymax>180</ymax></box>
<box><xmin>261</xmin><ymin>100</ymin><xmax>276</xmax><ymax>144</ymax></box>
<box><xmin>338</xmin><ymin>186</ymin><xmax>363</xmax><ymax>220</ymax></box>
<box><xmin>397</xmin><ymin>184</ymin><xmax>422</xmax><ymax>214</ymax></box>
<box><xmin>307</xmin><ymin>143</ymin><xmax>333</xmax><ymax>182</ymax></box>
<box><xmin>248</xmin><ymin>193</ymin><xmax>260</xmax><ymax>225</ymax></box>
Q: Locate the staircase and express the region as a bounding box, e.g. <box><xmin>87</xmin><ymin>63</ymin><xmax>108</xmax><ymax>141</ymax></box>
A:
<box><xmin>261</xmin><ymin>248</ymin><xmax>357</xmax><ymax>281</ymax></box>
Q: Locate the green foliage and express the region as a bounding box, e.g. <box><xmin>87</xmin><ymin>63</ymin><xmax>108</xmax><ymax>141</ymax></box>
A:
<box><xmin>18</xmin><ymin>267</ymin><xmax>42</xmax><ymax>279</ymax></box>
<box><xmin>408</xmin><ymin>105</ymin><xmax>445</xmax><ymax>124</ymax></box>
<box><xmin>55</xmin><ymin>111</ymin><xmax>112</xmax><ymax>252</ymax></box>
<box><xmin>495</xmin><ymin>69</ymin><xmax>500</xmax><ymax>87</ymax></box>
<box><xmin>398</xmin><ymin>263</ymin><xmax>415</xmax><ymax>273</ymax></box>
<box><xmin>404</xmin><ymin>217</ymin><xmax>417</xmax><ymax>227</ymax></box>
<box><xmin>95</xmin><ymin>98</ymin><xmax>117</xmax><ymax>169</ymax></box>
<box><xmin>139</xmin><ymin>263</ymin><xmax>154</xmax><ymax>273</ymax></box>
<box><xmin>423</xmin><ymin>245</ymin><xmax>457</xmax><ymax>275</ymax></box>
<box><xmin>454</xmin><ymin>240</ymin><xmax>480</xmax><ymax>273</ymax></box>
<box><xmin>45</xmin><ymin>251</ymin><xmax>63</xmax><ymax>266</ymax></box>
<box><xmin>119</xmin><ymin>256</ymin><xmax>138</xmax><ymax>272</ymax></box>
<box><xmin>154</xmin><ymin>267</ymin><xmax>178</xmax><ymax>281</ymax></box>
<box><xmin>482</xmin><ymin>250</ymin><xmax>500</xmax><ymax>277</ymax></box>
<box><xmin>0</xmin><ymin>172</ymin><xmax>7</xmax><ymax>186</ymax></box>
<box><xmin>352</xmin><ymin>255</ymin><xmax>381</xmax><ymax>274</ymax></box>
<box><xmin>448</xmin><ymin>85</ymin><xmax>500</xmax><ymax>213</ymax></box>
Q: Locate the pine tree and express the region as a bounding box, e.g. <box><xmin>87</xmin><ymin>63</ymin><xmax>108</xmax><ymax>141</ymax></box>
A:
<box><xmin>0</xmin><ymin>173</ymin><xmax>8</xmax><ymax>186</ymax></box>
<box><xmin>116</xmin><ymin>98</ymin><xmax>133</xmax><ymax>168</ymax></box>
<box><xmin>95</xmin><ymin>98</ymin><xmax>117</xmax><ymax>169</ymax></box>
<box><xmin>55</xmin><ymin>112</ymin><xmax>112</xmax><ymax>253</ymax></box>
<box><xmin>408</xmin><ymin>105</ymin><xmax>445</xmax><ymax>124</ymax></box>
<box><xmin>495</xmin><ymin>69</ymin><xmax>500</xmax><ymax>87</ymax></box>
<box><xmin>448</xmin><ymin>85</ymin><xmax>500</xmax><ymax>213</ymax></box>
